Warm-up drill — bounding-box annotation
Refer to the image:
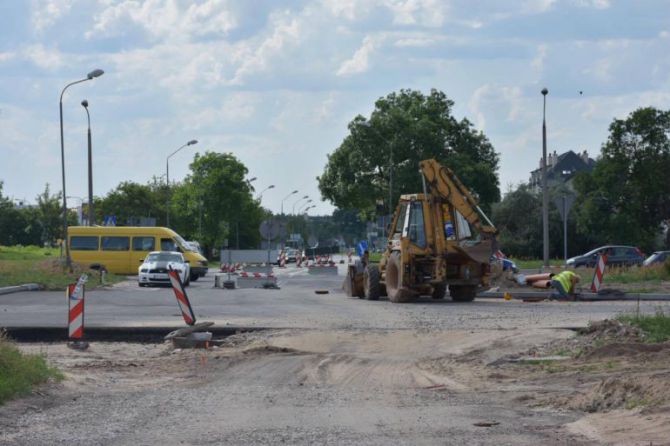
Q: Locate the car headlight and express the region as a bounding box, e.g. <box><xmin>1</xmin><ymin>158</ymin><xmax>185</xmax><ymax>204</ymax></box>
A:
<box><xmin>140</xmin><ymin>268</ymin><xmax>148</xmax><ymax>273</ymax></box>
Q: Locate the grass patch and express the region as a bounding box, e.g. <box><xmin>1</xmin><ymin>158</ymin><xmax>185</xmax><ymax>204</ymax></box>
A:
<box><xmin>508</xmin><ymin>258</ymin><xmax>565</xmax><ymax>270</ymax></box>
<box><xmin>0</xmin><ymin>333</ymin><xmax>63</xmax><ymax>405</ymax></box>
<box><xmin>0</xmin><ymin>245</ymin><xmax>125</xmax><ymax>290</ymax></box>
<box><xmin>617</xmin><ymin>309</ymin><xmax>670</xmax><ymax>343</ymax></box>
<box><xmin>369</xmin><ymin>252</ymin><xmax>383</xmax><ymax>263</ymax></box>
<box><xmin>604</xmin><ymin>264</ymin><xmax>669</xmax><ymax>284</ymax></box>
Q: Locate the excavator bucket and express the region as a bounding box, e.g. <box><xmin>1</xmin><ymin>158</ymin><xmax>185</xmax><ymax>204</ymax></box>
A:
<box><xmin>454</xmin><ymin>238</ymin><xmax>495</xmax><ymax>265</ymax></box>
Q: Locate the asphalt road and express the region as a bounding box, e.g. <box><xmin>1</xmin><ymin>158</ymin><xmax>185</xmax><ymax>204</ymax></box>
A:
<box><xmin>3</xmin><ymin>257</ymin><xmax>668</xmax><ymax>445</ymax></box>
<box><xmin>0</xmin><ymin>258</ymin><xmax>668</xmax><ymax>330</ymax></box>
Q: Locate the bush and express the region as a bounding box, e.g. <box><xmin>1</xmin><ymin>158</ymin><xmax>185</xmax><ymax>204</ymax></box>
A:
<box><xmin>0</xmin><ymin>333</ymin><xmax>63</xmax><ymax>404</ymax></box>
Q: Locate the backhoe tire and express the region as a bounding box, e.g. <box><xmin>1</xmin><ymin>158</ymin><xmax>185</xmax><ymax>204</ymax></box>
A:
<box><xmin>431</xmin><ymin>283</ymin><xmax>447</xmax><ymax>300</ymax></box>
<box><xmin>450</xmin><ymin>285</ymin><xmax>477</xmax><ymax>302</ymax></box>
<box><xmin>364</xmin><ymin>265</ymin><xmax>381</xmax><ymax>300</ymax></box>
<box><xmin>386</xmin><ymin>252</ymin><xmax>416</xmax><ymax>303</ymax></box>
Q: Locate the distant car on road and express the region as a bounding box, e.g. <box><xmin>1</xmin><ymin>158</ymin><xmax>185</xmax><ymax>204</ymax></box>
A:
<box><xmin>643</xmin><ymin>251</ymin><xmax>670</xmax><ymax>267</ymax></box>
<box><xmin>566</xmin><ymin>245</ymin><xmax>645</xmax><ymax>268</ymax></box>
<box><xmin>138</xmin><ymin>251</ymin><xmax>190</xmax><ymax>287</ymax></box>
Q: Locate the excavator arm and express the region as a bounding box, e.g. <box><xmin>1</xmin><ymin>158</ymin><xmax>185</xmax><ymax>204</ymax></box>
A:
<box><xmin>419</xmin><ymin>159</ymin><xmax>498</xmax><ymax>237</ymax></box>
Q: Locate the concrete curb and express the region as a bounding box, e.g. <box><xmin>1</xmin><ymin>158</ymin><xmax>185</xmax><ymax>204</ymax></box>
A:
<box><xmin>0</xmin><ymin>283</ymin><xmax>41</xmax><ymax>296</ymax></box>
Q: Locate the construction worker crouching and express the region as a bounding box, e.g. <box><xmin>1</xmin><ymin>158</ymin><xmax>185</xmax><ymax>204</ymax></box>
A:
<box><xmin>551</xmin><ymin>270</ymin><xmax>580</xmax><ymax>300</ymax></box>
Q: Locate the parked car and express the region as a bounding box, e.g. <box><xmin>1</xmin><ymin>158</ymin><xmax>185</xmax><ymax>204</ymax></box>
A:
<box><xmin>138</xmin><ymin>251</ymin><xmax>190</xmax><ymax>287</ymax></box>
<box><xmin>643</xmin><ymin>251</ymin><xmax>670</xmax><ymax>267</ymax></box>
<box><xmin>566</xmin><ymin>245</ymin><xmax>645</xmax><ymax>268</ymax></box>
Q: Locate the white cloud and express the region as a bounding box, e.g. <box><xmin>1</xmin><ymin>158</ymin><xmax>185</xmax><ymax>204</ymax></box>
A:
<box><xmin>87</xmin><ymin>0</ymin><xmax>237</xmax><ymax>41</ymax></box>
<box><xmin>571</xmin><ymin>0</ymin><xmax>610</xmax><ymax>9</ymax></box>
<box><xmin>386</xmin><ymin>0</ymin><xmax>449</xmax><ymax>27</ymax></box>
<box><xmin>23</xmin><ymin>44</ymin><xmax>63</xmax><ymax>69</ymax></box>
<box><xmin>394</xmin><ymin>37</ymin><xmax>435</xmax><ymax>47</ymax></box>
<box><xmin>469</xmin><ymin>84</ymin><xmax>524</xmax><ymax>130</ymax></box>
<box><xmin>0</xmin><ymin>52</ymin><xmax>15</xmax><ymax>63</ymax></box>
<box><xmin>531</xmin><ymin>44</ymin><xmax>547</xmax><ymax>71</ymax></box>
<box><xmin>231</xmin><ymin>13</ymin><xmax>301</xmax><ymax>85</ymax></box>
<box><xmin>32</xmin><ymin>0</ymin><xmax>76</xmax><ymax>32</ymax></box>
<box><xmin>336</xmin><ymin>35</ymin><xmax>378</xmax><ymax>77</ymax></box>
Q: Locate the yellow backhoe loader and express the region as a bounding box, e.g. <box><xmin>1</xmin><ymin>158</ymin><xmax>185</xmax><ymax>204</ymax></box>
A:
<box><xmin>344</xmin><ymin>158</ymin><xmax>498</xmax><ymax>303</ymax></box>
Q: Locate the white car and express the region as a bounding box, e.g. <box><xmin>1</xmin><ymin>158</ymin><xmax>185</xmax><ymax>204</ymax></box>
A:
<box><xmin>138</xmin><ymin>251</ymin><xmax>190</xmax><ymax>287</ymax></box>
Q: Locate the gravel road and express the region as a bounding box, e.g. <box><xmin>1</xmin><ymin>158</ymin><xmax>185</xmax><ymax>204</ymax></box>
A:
<box><xmin>1</xmin><ymin>260</ymin><xmax>668</xmax><ymax>445</ymax></box>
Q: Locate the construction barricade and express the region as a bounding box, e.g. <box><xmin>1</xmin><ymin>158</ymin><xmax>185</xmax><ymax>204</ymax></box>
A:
<box><xmin>236</xmin><ymin>271</ymin><xmax>278</xmax><ymax>288</ymax></box>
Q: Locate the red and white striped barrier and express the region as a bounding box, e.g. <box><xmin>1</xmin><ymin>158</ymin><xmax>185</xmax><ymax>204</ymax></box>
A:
<box><xmin>236</xmin><ymin>271</ymin><xmax>278</xmax><ymax>288</ymax></box>
<box><xmin>168</xmin><ymin>266</ymin><xmax>196</xmax><ymax>325</ymax></box>
<box><xmin>239</xmin><ymin>271</ymin><xmax>275</xmax><ymax>278</ymax></box>
<box><xmin>279</xmin><ymin>255</ymin><xmax>286</xmax><ymax>268</ymax></box>
<box><xmin>67</xmin><ymin>274</ymin><xmax>88</xmax><ymax>339</ymax></box>
<box><xmin>591</xmin><ymin>254</ymin><xmax>608</xmax><ymax>292</ymax></box>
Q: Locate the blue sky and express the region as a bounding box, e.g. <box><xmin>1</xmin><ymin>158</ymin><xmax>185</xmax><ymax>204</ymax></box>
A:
<box><xmin>1</xmin><ymin>0</ymin><xmax>669</xmax><ymax>215</ymax></box>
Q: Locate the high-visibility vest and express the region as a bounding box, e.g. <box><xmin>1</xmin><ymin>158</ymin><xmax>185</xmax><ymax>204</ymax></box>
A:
<box><xmin>554</xmin><ymin>271</ymin><xmax>577</xmax><ymax>293</ymax></box>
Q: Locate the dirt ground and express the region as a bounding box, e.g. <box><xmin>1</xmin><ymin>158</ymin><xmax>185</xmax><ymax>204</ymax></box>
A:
<box><xmin>2</xmin><ymin>321</ymin><xmax>669</xmax><ymax>445</ymax></box>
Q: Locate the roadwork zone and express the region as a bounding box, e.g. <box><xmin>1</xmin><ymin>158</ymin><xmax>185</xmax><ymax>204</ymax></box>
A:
<box><xmin>307</xmin><ymin>264</ymin><xmax>338</xmax><ymax>275</ymax></box>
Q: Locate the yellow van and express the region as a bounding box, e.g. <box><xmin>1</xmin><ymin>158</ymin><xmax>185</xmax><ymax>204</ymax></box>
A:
<box><xmin>68</xmin><ymin>226</ymin><xmax>209</xmax><ymax>280</ymax></box>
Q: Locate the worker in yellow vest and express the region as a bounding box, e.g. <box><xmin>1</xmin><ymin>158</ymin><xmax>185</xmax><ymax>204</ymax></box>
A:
<box><xmin>551</xmin><ymin>270</ymin><xmax>580</xmax><ymax>300</ymax></box>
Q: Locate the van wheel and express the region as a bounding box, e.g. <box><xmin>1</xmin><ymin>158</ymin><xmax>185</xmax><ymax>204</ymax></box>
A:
<box><xmin>189</xmin><ymin>273</ymin><xmax>199</xmax><ymax>282</ymax></box>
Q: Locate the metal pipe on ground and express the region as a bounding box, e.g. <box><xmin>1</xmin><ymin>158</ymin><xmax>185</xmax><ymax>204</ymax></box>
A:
<box><xmin>531</xmin><ymin>280</ymin><xmax>552</xmax><ymax>289</ymax></box>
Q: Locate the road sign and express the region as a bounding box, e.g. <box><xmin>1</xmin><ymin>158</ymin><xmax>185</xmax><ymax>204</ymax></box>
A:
<box><xmin>553</xmin><ymin>194</ymin><xmax>575</xmax><ymax>222</ymax></box>
<box><xmin>103</xmin><ymin>215</ymin><xmax>117</xmax><ymax>226</ymax></box>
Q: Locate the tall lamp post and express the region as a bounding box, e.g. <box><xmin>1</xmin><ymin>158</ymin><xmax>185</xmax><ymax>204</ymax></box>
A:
<box><xmin>297</xmin><ymin>199</ymin><xmax>312</xmax><ymax>214</ymax></box>
<box><xmin>166</xmin><ymin>139</ymin><xmax>198</xmax><ymax>226</ymax></box>
<box><xmin>541</xmin><ymin>87</ymin><xmax>549</xmax><ymax>269</ymax></box>
<box><xmin>292</xmin><ymin>195</ymin><xmax>309</xmax><ymax>215</ymax></box>
<box><xmin>257</xmin><ymin>185</ymin><xmax>275</xmax><ymax>202</ymax></box>
<box><xmin>281</xmin><ymin>190</ymin><xmax>298</xmax><ymax>215</ymax></box>
<box><xmin>81</xmin><ymin>99</ymin><xmax>95</xmax><ymax>225</ymax></box>
<box><xmin>60</xmin><ymin>68</ymin><xmax>104</xmax><ymax>269</ymax></box>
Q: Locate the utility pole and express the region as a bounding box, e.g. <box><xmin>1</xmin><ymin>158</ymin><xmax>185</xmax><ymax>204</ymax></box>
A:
<box><xmin>541</xmin><ymin>88</ymin><xmax>549</xmax><ymax>269</ymax></box>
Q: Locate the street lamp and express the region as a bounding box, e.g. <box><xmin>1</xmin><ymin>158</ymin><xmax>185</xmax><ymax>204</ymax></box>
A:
<box><xmin>281</xmin><ymin>190</ymin><xmax>298</xmax><ymax>215</ymax></box>
<box><xmin>303</xmin><ymin>205</ymin><xmax>315</xmax><ymax>215</ymax></box>
<box><xmin>541</xmin><ymin>87</ymin><xmax>549</xmax><ymax>269</ymax></box>
<box><xmin>297</xmin><ymin>199</ymin><xmax>312</xmax><ymax>214</ymax></box>
<box><xmin>80</xmin><ymin>99</ymin><xmax>95</xmax><ymax>226</ymax></box>
<box><xmin>59</xmin><ymin>68</ymin><xmax>104</xmax><ymax>269</ymax></box>
<box><xmin>257</xmin><ymin>185</ymin><xmax>275</xmax><ymax>202</ymax></box>
<box><xmin>166</xmin><ymin>139</ymin><xmax>198</xmax><ymax>226</ymax></box>
<box><xmin>292</xmin><ymin>195</ymin><xmax>309</xmax><ymax>215</ymax></box>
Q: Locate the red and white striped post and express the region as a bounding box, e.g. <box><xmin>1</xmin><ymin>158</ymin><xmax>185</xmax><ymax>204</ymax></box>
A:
<box><xmin>67</xmin><ymin>274</ymin><xmax>88</xmax><ymax>340</ymax></box>
<box><xmin>591</xmin><ymin>254</ymin><xmax>608</xmax><ymax>292</ymax></box>
<box><xmin>168</xmin><ymin>266</ymin><xmax>196</xmax><ymax>326</ymax></box>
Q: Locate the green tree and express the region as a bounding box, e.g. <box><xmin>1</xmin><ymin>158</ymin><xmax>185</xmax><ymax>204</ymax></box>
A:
<box><xmin>574</xmin><ymin>107</ymin><xmax>670</xmax><ymax>251</ymax></box>
<box><xmin>175</xmin><ymin>152</ymin><xmax>265</xmax><ymax>256</ymax></box>
<box><xmin>36</xmin><ymin>184</ymin><xmax>68</xmax><ymax>246</ymax></box>
<box><xmin>97</xmin><ymin>181</ymin><xmax>162</xmax><ymax>226</ymax></box>
<box><xmin>318</xmin><ymin>89</ymin><xmax>500</xmax><ymax>217</ymax></box>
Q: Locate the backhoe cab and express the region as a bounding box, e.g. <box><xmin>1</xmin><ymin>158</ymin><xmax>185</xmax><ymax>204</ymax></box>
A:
<box><xmin>345</xmin><ymin>159</ymin><xmax>497</xmax><ymax>303</ymax></box>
